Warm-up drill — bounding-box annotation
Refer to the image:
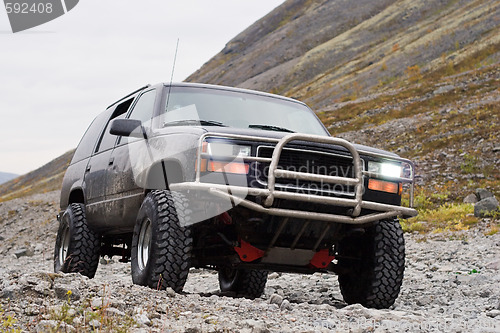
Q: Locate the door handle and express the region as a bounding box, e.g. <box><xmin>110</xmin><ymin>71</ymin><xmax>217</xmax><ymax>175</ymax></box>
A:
<box><xmin>85</xmin><ymin>165</ymin><xmax>91</xmax><ymax>172</ymax></box>
<box><xmin>108</xmin><ymin>157</ymin><xmax>114</xmax><ymax>166</ymax></box>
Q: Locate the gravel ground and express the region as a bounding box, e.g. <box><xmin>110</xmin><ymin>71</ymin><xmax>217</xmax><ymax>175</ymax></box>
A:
<box><xmin>0</xmin><ymin>191</ymin><xmax>499</xmax><ymax>332</ymax></box>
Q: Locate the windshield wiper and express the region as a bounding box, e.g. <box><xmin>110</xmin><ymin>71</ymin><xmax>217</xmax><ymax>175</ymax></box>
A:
<box><xmin>248</xmin><ymin>124</ymin><xmax>295</xmax><ymax>133</ymax></box>
<box><xmin>163</xmin><ymin>119</ymin><xmax>227</xmax><ymax>127</ymax></box>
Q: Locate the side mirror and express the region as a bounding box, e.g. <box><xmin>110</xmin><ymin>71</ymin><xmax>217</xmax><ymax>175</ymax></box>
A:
<box><xmin>110</xmin><ymin>119</ymin><xmax>144</xmax><ymax>138</ymax></box>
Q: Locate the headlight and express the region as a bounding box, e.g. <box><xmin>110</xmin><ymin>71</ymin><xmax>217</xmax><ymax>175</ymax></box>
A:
<box><xmin>198</xmin><ymin>141</ymin><xmax>251</xmax><ymax>174</ymax></box>
<box><xmin>206</xmin><ymin>142</ymin><xmax>251</xmax><ymax>157</ymax></box>
<box><xmin>368</xmin><ymin>161</ymin><xmax>402</xmax><ymax>178</ymax></box>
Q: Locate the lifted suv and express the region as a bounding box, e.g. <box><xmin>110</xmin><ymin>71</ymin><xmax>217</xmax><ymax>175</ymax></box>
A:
<box><xmin>55</xmin><ymin>82</ymin><xmax>417</xmax><ymax>308</ymax></box>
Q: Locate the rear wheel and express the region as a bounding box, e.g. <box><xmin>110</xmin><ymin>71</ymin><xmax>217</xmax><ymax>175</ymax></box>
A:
<box><xmin>131</xmin><ymin>190</ymin><xmax>192</xmax><ymax>292</ymax></box>
<box><xmin>337</xmin><ymin>219</ymin><xmax>405</xmax><ymax>309</ymax></box>
<box><xmin>54</xmin><ymin>203</ymin><xmax>101</xmax><ymax>278</ymax></box>
<box><xmin>218</xmin><ymin>267</ymin><xmax>268</xmax><ymax>299</ymax></box>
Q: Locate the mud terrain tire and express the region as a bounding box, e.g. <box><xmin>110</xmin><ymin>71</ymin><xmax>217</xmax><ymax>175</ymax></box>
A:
<box><xmin>218</xmin><ymin>268</ymin><xmax>268</xmax><ymax>299</ymax></box>
<box><xmin>54</xmin><ymin>203</ymin><xmax>101</xmax><ymax>278</ymax></box>
<box><xmin>337</xmin><ymin>219</ymin><xmax>405</xmax><ymax>309</ymax></box>
<box><xmin>131</xmin><ymin>190</ymin><xmax>192</xmax><ymax>292</ymax></box>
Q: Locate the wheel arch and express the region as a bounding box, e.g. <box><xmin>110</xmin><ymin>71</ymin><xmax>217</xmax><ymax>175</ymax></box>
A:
<box><xmin>68</xmin><ymin>189</ymin><xmax>85</xmax><ymax>205</ymax></box>
<box><xmin>144</xmin><ymin>159</ymin><xmax>184</xmax><ymax>193</ymax></box>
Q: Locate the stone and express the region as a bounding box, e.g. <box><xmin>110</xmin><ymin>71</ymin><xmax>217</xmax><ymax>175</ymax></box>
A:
<box><xmin>242</xmin><ymin>319</ymin><xmax>267</xmax><ymax>331</ymax></box>
<box><xmin>134</xmin><ymin>307</ymin><xmax>152</xmax><ymax>326</ymax></box>
<box><xmin>54</xmin><ymin>284</ymin><xmax>81</xmax><ymax>301</ymax></box>
<box><xmin>104</xmin><ymin>307</ymin><xmax>126</xmax><ymax>317</ymax></box>
<box><xmin>433</xmin><ymin>85</ymin><xmax>454</xmax><ymax>94</ymax></box>
<box><xmin>486</xmin><ymin>310</ymin><xmax>500</xmax><ymax>318</ymax></box>
<box><xmin>280</xmin><ymin>299</ymin><xmax>293</xmax><ymax>311</ymax></box>
<box><xmin>269</xmin><ymin>293</ymin><xmax>284</xmax><ymax>306</ymax></box>
<box><xmin>89</xmin><ymin>319</ymin><xmax>101</xmax><ymax>329</ymax></box>
<box><xmin>474</xmin><ymin>197</ymin><xmax>499</xmax><ymax>217</ymax></box>
<box><xmin>463</xmin><ymin>194</ymin><xmax>478</xmax><ymax>204</ymax></box>
<box><xmin>165</xmin><ymin>287</ymin><xmax>176</xmax><ymax>297</ymax></box>
<box><xmin>37</xmin><ymin>320</ymin><xmax>75</xmax><ymax>333</ymax></box>
<box><xmin>14</xmin><ymin>248</ymin><xmax>34</xmax><ymax>258</ymax></box>
<box><xmin>416</xmin><ymin>296</ymin><xmax>432</xmax><ymax>306</ymax></box>
<box><xmin>475</xmin><ymin>188</ymin><xmax>494</xmax><ymax>201</ymax></box>
<box><xmin>486</xmin><ymin>260</ymin><xmax>500</xmax><ymax>270</ymax></box>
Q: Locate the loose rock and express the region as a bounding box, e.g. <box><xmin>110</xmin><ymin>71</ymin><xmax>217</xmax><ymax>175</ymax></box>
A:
<box><xmin>474</xmin><ymin>197</ymin><xmax>500</xmax><ymax>217</ymax></box>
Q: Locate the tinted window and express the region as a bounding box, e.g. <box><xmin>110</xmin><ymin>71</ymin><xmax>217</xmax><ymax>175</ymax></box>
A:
<box><xmin>71</xmin><ymin>109</ymin><xmax>112</xmax><ymax>163</ymax></box>
<box><xmin>96</xmin><ymin>115</ymin><xmax>123</xmax><ymax>152</ymax></box>
<box><xmin>95</xmin><ymin>98</ymin><xmax>134</xmax><ymax>153</ymax></box>
<box><xmin>128</xmin><ymin>89</ymin><xmax>156</xmax><ymax>125</ymax></box>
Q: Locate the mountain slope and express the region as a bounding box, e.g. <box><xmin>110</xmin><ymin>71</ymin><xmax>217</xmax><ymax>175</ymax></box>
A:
<box><xmin>0</xmin><ymin>150</ymin><xmax>74</xmax><ymax>202</ymax></box>
<box><xmin>188</xmin><ymin>0</ymin><xmax>499</xmax><ymax>110</ymax></box>
<box><xmin>1</xmin><ymin>0</ymin><xmax>498</xmax><ymax>207</ymax></box>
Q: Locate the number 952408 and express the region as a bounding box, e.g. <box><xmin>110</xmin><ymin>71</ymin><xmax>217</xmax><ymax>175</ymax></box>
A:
<box><xmin>5</xmin><ymin>2</ymin><xmax>53</xmax><ymax>14</ymax></box>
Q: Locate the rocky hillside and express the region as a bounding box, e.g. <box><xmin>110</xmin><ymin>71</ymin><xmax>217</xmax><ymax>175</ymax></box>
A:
<box><xmin>0</xmin><ymin>150</ymin><xmax>74</xmax><ymax>203</ymax></box>
<box><xmin>188</xmin><ymin>0</ymin><xmax>499</xmax><ymax>109</ymax></box>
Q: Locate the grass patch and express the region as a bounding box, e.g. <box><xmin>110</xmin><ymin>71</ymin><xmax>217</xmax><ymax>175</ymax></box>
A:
<box><xmin>402</xmin><ymin>202</ymin><xmax>477</xmax><ymax>233</ymax></box>
<box><xmin>485</xmin><ymin>224</ymin><xmax>499</xmax><ymax>236</ymax></box>
<box><xmin>42</xmin><ymin>287</ymin><xmax>136</xmax><ymax>332</ymax></box>
<box><xmin>0</xmin><ymin>305</ymin><xmax>20</xmax><ymax>333</ymax></box>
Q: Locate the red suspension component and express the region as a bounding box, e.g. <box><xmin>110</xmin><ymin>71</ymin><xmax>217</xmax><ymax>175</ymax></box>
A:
<box><xmin>309</xmin><ymin>249</ymin><xmax>335</xmax><ymax>269</ymax></box>
<box><xmin>234</xmin><ymin>240</ymin><xmax>265</xmax><ymax>262</ymax></box>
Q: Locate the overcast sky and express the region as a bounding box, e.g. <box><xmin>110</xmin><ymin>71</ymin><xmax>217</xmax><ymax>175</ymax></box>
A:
<box><xmin>0</xmin><ymin>0</ymin><xmax>285</xmax><ymax>174</ymax></box>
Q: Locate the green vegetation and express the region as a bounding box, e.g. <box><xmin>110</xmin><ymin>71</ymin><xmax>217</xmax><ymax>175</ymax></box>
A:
<box><xmin>0</xmin><ymin>305</ymin><xmax>20</xmax><ymax>333</ymax></box>
<box><xmin>401</xmin><ymin>184</ymin><xmax>478</xmax><ymax>233</ymax></box>
<box><xmin>44</xmin><ymin>287</ymin><xmax>136</xmax><ymax>332</ymax></box>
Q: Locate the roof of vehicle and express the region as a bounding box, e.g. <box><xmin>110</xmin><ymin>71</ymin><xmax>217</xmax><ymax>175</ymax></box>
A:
<box><xmin>161</xmin><ymin>82</ymin><xmax>307</xmax><ymax>106</ymax></box>
<box><xmin>107</xmin><ymin>82</ymin><xmax>309</xmax><ymax>111</ymax></box>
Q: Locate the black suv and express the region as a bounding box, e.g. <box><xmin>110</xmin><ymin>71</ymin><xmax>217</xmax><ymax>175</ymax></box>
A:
<box><xmin>54</xmin><ymin>82</ymin><xmax>417</xmax><ymax>308</ymax></box>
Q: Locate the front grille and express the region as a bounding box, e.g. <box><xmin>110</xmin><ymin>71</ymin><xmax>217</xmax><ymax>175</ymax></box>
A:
<box><xmin>256</xmin><ymin>146</ymin><xmax>356</xmax><ymax>197</ymax></box>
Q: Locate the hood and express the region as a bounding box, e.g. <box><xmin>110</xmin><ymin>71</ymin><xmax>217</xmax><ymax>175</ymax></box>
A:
<box><xmin>203</xmin><ymin>126</ymin><xmax>399</xmax><ymax>158</ymax></box>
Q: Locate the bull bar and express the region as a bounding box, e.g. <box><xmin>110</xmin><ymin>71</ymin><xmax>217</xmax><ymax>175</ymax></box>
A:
<box><xmin>170</xmin><ymin>133</ymin><xmax>418</xmax><ymax>225</ymax></box>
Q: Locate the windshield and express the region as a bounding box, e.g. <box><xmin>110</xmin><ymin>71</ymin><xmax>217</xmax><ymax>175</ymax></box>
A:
<box><xmin>159</xmin><ymin>86</ymin><xmax>329</xmax><ymax>136</ymax></box>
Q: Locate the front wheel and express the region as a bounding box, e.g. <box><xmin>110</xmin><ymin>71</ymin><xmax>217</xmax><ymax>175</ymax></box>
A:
<box><xmin>54</xmin><ymin>203</ymin><xmax>101</xmax><ymax>278</ymax></box>
<box><xmin>218</xmin><ymin>267</ymin><xmax>268</xmax><ymax>299</ymax></box>
<box><xmin>131</xmin><ymin>190</ymin><xmax>192</xmax><ymax>292</ymax></box>
<box><xmin>337</xmin><ymin>219</ymin><xmax>405</xmax><ymax>309</ymax></box>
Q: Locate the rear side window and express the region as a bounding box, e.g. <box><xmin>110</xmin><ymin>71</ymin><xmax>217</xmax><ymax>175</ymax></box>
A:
<box><xmin>71</xmin><ymin>110</ymin><xmax>112</xmax><ymax>163</ymax></box>
<box><xmin>94</xmin><ymin>98</ymin><xmax>134</xmax><ymax>153</ymax></box>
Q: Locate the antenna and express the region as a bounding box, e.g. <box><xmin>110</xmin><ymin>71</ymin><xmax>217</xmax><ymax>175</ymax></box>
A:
<box><xmin>166</xmin><ymin>38</ymin><xmax>179</xmax><ymax>111</ymax></box>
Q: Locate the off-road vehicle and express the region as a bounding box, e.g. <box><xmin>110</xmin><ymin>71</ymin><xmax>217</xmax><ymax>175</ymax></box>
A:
<box><xmin>55</xmin><ymin>82</ymin><xmax>417</xmax><ymax>308</ymax></box>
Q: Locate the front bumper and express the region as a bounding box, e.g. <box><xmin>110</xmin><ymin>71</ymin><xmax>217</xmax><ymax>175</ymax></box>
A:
<box><xmin>170</xmin><ymin>133</ymin><xmax>418</xmax><ymax>225</ymax></box>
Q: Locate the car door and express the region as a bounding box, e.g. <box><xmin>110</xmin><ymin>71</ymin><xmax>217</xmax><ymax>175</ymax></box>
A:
<box><xmin>84</xmin><ymin>106</ymin><xmax>119</xmax><ymax>229</ymax></box>
<box><xmin>104</xmin><ymin>88</ymin><xmax>159</xmax><ymax>232</ymax></box>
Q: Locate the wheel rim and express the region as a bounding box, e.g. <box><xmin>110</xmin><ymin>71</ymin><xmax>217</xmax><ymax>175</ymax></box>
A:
<box><xmin>59</xmin><ymin>224</ymin><xmax>70</xmax><ymax>266</ymax></box>
<box><xmin>137</xmin><ymin>219</ymin><xmax>152</xmax><ymax>271</ymax></box>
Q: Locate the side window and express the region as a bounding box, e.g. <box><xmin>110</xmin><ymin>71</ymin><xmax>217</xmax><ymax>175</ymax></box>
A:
<box><xmin>71</xmin><ymin>110</ymin><xmax>112</xmax><ymax>163</ymax></box>
<box><xmin>95</xmin><ymin>98</ymin><xmax>134</xmax><ymax>153</ymax></box>
<box><xmin>128</xmin><ymin>89</ymin><xmax>156</xmax><ymax>126</ymax></box>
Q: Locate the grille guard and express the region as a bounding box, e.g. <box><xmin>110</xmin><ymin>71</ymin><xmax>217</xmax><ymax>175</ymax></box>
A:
<box><xmin>170</xmin><ymin>133</ymin><xmax>418</xmax><ymax>225</ymax></box>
